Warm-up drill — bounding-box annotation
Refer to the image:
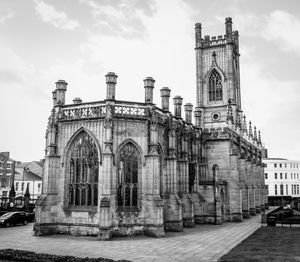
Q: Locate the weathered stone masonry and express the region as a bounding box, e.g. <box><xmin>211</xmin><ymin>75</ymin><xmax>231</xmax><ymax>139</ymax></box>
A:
<box><xmin>34</xmin><ymin>17</ymin><xmax>268</xmax><ymax>240</ymax></box>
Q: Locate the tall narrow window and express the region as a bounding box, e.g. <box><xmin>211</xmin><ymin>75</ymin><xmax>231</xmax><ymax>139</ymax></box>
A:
<box><xmin>208</xmin><ymin>70</ymin><xmax>222</xmax><ymax>101</ymax></box>
<box><xmin>188</xmin><ymin>163</ymin><xmax>196</xmax><ymax>193</ymax></box>
<box><xmin>275</xmin><ymin>184</ymin><xmax>277</xmax><ymax>195</ymax></box>
<box><xmin>68</xmin><ymin>132</ymin><xmax>99</xmax><ymax>207</ymax></box>
<box><xmin>292</xmin><ymin>185</ymin><xmax>294</xmax><ymax>195</ymax></box>
<box><xmin>117</xmin><ymin>143</ymin><xmax>139</xmax><ymax>211</ymax></box>
<box><xmin>280</xmin><ymin>184</ymin><xmax>284</xmax><ymax>195</ymax></box>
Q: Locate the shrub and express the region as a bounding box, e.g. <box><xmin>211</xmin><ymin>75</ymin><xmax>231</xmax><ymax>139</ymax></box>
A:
<box><xmin>0</xmin><ymin>249</ymin><xmax>131</xmax><ymax>262</ymax></box>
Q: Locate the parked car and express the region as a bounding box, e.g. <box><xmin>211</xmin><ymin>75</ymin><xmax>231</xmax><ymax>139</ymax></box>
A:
<box><xmin>25</xmin><ymin>211</ymin><xmax>35</xmax><ymax>222</ymax></box>
<box><xmin>0</xmin><ymin>212</ymin><xmax>28</xmax><ymax>227</ymax></box>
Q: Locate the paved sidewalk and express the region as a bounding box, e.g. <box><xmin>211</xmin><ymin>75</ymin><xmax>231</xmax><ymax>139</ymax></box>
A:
<box><xmin>0</xmin><ymin>215</ymin><xmax>264</xmax><ymax>262</ymax></box>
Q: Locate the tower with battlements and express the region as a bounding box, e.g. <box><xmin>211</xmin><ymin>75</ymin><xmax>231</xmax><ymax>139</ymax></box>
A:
<box><xmin>195</xmin><ymin>17</ymin><xmax>242</xmax><ymax>129</ymax></box>
<box><xmin>194</xmin><ymin>18</ymin><xmax>267</xmax><ymax>222</ymax></box>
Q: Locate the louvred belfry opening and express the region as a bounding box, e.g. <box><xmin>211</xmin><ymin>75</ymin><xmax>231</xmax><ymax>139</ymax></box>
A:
<box><xmin>208</xmin><ymin>70</ymin><xmax>223</xmax><ymax>102</ymax></box>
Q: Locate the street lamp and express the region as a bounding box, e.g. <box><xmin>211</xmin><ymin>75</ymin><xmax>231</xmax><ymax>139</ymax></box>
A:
<box><xmin>281</xmin><ymin>182</ymin><xmax>284</xmax><ymax>207</ymax></box>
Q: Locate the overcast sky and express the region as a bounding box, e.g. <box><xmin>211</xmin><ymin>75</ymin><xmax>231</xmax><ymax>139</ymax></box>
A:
<box><xmin>0</xmin><ymin>0</ymin><xmax>300</xmax><ymax>161</ymax></box>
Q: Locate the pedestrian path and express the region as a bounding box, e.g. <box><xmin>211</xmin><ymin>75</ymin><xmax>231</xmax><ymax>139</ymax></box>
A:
<box><xmin>0</xmin><ymin>214</ymin><xmax>264</xmax><ymax>262</ymax></box>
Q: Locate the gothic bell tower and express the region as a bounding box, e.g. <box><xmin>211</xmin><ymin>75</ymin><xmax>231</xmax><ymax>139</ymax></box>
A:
<box><xmin>194</xmin><ymin>17</ymin><xmax>242</xmax><ymax>129</ymax></box>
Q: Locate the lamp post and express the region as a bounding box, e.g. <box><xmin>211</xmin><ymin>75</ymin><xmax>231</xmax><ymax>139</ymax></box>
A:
<box><xmin>281</xmin><ymin>182</ymin><xmax>284</xmax><ymax>207</ymax></box>
<box><xmin>281</xmin><ymin>182</ymin><xmax>285</xmax><ymax>226</ymax></box>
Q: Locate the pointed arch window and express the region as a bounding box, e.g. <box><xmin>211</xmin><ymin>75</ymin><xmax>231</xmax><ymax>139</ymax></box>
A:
<box><xmin>117</xmin><ymin>143</ymin><xmax>139</xmax><ymax>211</ymax></box>
<box><xmin>68</xmin><ymin>132</ymin><xmax>99</xmax><ymax>207</ymax></box>
<box><xmin>209</xmin><ymin>70</ymin><xmax>223</xmax><ymax>101</ymax></box>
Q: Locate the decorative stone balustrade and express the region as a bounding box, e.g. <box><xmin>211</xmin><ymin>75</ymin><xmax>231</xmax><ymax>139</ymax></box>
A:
<box><xmin>60</xmin><ymin>102</ymin><xmax>149</xmax><ymax>121</ymax></box>
<box><xmin>115</xmin><ymin>105</ymin><xmax>146</xmax><ymax>117</ymax></box>
<box><xmin>61</xmin><ymin>103</ymin><xmax>106</xmax><ymax>120</ymax></box>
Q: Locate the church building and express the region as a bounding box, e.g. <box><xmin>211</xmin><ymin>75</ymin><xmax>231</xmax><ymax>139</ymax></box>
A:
<box><xmin>34</xmin><ymin>18</ymin><xmax>268</xmax><ymax>240</ymax></box>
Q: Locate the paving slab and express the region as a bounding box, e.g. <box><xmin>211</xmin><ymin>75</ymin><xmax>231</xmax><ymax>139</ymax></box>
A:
<box><xmin>0</xmin><ymin>214</ymin><xmax>264</xmax><ymax>262</ymax></box>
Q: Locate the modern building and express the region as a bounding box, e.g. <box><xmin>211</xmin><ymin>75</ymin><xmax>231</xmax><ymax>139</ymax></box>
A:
<box><xmin>263</xmin><ymin>158</ymin><xmax>300</xmax><ymax>206</ymax></box>
<box><xmin>34</xmin><ymin>17</ymin><xmax>267</xmax><ymax>240</ymax></box>
<box><xmin>0</xmin><ymin>152</ymin><xmax>15</xmax><ymax>202</ymax></box>
<box><xmin>14</xmin><ymin>161</ymin><xmax>43</xmax><ymax>205</ymax></box>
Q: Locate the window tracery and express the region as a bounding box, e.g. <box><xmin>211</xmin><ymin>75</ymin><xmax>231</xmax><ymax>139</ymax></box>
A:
<box><xmin>117</xmin><ymin>143</ymin><xmax>139</xmax><ymax>210</ymax></box>
<box><xmin>68</xmin><ymin>132</ymin><xmax>99</xmax><ymax>207</ymax></box>
<box><xmin>209</xmin><ymin>70</ymin><xmax>223</xmax><ymax>101</ymax></box>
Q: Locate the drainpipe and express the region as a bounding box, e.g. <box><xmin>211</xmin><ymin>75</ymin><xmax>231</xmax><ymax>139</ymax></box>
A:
<box><xmin>213</xmin><ymin>164</ymin><xmax>219</xmax><ymax>224</ymax></box>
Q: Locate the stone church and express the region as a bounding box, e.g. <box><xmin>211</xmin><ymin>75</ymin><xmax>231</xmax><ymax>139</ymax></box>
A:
<box><xmin>34</xmin><ymin>17</ymin><xmax>268</xmax><ymax>240</ymax></box>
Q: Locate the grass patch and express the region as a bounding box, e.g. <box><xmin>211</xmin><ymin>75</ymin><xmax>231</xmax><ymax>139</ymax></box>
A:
<box><xmin>219</xmin><ymin>227</ymin><xmax>300</xmax><ymax>262</ymax></box>
<box><xmin>0</xmin><ymin>249</ymin><xmax>131</xmax><ymax>262</ymax></box>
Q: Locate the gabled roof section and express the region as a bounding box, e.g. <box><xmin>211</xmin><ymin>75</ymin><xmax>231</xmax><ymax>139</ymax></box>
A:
<box><xmin>25</xmin><ymin>170</ymin><xmax>42</xmax><ymax>181</ymax></box>
<box><xmin>34</xmin><ymin>160</ymin><xmax>44</xmax><ymax>168</ymax></box>
<box><xmin>15</xmin><ymin>162</ymin><xmax>30</xmax><ymax>168</ymax></box>
<box><xmin>14</xmin><ymin>161</ymin><xmax>43</xmax><ymax>179</ymax></box>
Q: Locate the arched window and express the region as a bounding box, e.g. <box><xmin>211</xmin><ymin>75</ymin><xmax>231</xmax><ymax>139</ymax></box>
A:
<box><xmin>68</xmin><ymin>132</ymin><xmax>99</xmax><ymax>207</ymax></box>
<box><xmin>209</xmin><ymin>70</ymin><xmax>223</xmax><ymax>101</ymax></box>
<box><xmin>117</xmin><ymin>143</ymin><xmax>139</xmax><ymax>211</ymax></box>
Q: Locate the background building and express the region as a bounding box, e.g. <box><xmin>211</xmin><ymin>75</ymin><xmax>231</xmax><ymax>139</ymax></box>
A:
<box><xmin>14</xmin><ymin>161</ymin><xmax>43</xmax><ymax>206</ymax></box>
<box><xmin>0</xmin><ymin>152</ymin><xmax>15</xmax><ymax>203</ymax></box>
<box><xmin>263</xmin><ymin>158</ymin><xmax>300</xmax><ymax>206</ymax></box>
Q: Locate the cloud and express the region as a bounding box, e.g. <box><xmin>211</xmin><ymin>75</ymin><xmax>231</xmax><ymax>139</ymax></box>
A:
<box><xmin>0</xmin><ymin>69</ymin><xmax>22</xmax><ymax>83</ymax></box>
<box><xmin>34</xmin><ymin>0</ymin><xmax>78</xmax><ymax>30</ymax></box>
<box><xmin>79</xmin><ymin>0</ymin><xmax>156</xmax><ymax>38</ymax></box>
<box><xmin>0</xmin><ymin>46</ymin><xmax>34</xmax><ymax>79</ymax></box>
<box><xmin>216</xmin><ymin>13</ymin><xmax>262</xmax><ymax>38</ymax></box>
<box><xmin>0</xmin><ymin>12</ymin><xmax>14</xmax><ymax>23</ymax></box>
<box><xmin>0</xmin><ymin>46</ymin><xmax>47</xmax><ymax>99</ymax></box>
<box><xmin>262</xmin><ymin>10</ymin><xmax>300</xmax><ymax>56</ymax></box>
<box><xmin>215</xmin><ymin>9</ymin><xmax>300</xmax><ymax>58</ymax></box>
<box><xmin>79</xmin><ymin>0</ymin><xmax>195</xmax><ymax>104</ymax></box>
<box><xmin>240</xmin><ymin>49</ymin><xmax>300</xmax><ymax>159</ymax></box>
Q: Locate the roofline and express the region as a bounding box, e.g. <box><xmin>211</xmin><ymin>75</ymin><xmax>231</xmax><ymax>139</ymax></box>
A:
<box><xmin>263</xmin><ymin>158</ymin><xmax>300</xmax><ymax>162</ymax></box>
<box><xmin>263</xmin><ymin>158</ymin><xmax>288</xmax><ymax>160</ymax></box>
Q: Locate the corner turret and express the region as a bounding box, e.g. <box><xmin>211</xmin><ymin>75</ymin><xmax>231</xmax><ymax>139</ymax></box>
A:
<box><xmin>53</xmin><ymin>80</ymin><xmax>67</xmax><ymax>106</ymax></box>
<box><xmin>173</xmin><ymin>96</ymin><xmax>183</xmax><ymax>118</ymax></box>
<box><xmin>144</xmin><ymin>77</ymin><xmax>155</xmax><ymax>104</ymax></box>
<box><xmin>105</xmin><ymin>72</ymin><xmax>118</xmax><ymax>100</ymax></box>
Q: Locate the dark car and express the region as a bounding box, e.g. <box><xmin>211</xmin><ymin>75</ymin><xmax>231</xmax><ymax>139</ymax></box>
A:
<box><xmin>0</xmin><ymin>212</ymin><xmax>28</xmax><ymax>227</ymax></box>
<box><xmin>25</xmin><ymin>211</ymin><xmax>35</xmax><ymax>222</ymax></box>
